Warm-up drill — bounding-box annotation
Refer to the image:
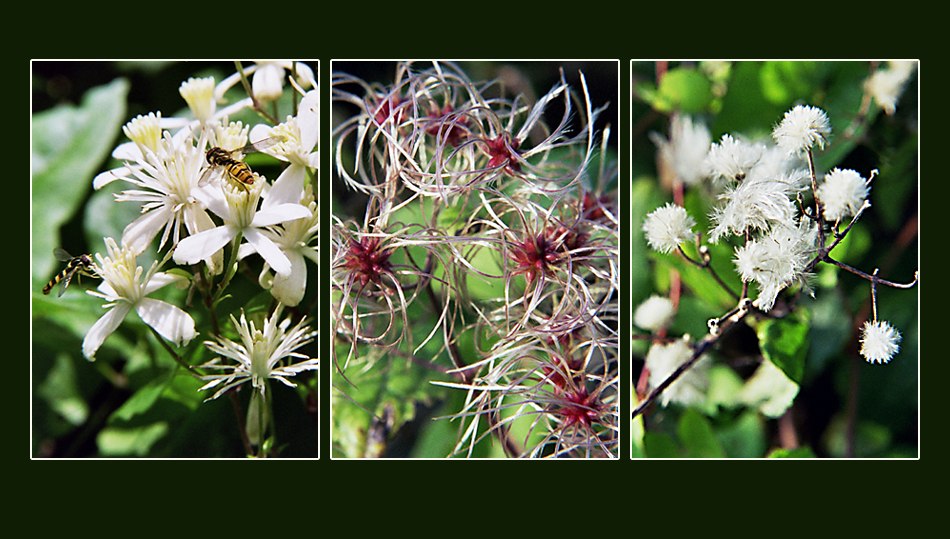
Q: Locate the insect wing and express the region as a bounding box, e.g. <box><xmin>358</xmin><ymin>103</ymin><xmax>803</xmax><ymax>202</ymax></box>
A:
<box><xmin>57</xmin><ymin>266</ymin><xmax>78</xmax><ymax>297</ymax></box>
<box><xmin>54</xmin><ymin>247</ymin><xmax>73</xmax><ymax>262</ymax></box>
<box><xmin>197</xmin><ymin>164</ymin><xmax>219</xmax><ymax>187</ymax></box>
<box><xmin>242</xmin><ymin>137</ymin><xmax>279</xmax><ymax>155</ymax></box>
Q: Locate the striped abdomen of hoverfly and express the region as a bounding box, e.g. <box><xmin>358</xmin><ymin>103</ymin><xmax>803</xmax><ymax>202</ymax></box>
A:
<box><xmin>43</xmin><ymin>251</ymin><xmax>95</xmax><ymax>296</ymax></box>
<box><xmin>205</xmin><ymin>146</ymin><xmax>258</xmax><ymax>190</ymax></box>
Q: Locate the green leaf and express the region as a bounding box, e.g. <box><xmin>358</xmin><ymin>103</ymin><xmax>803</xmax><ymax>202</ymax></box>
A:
<box><xmin>806</xmin><ymin>293</ymin><xmax>853</xmax><ymax>374</ymax></box>
<box><xmin>718</xmin><ymin>411</ymin><xmax>767</xmax><ymax>458</ymax></box>
<box><xmin>36</xmin><ymin>353</ymin><xmax>89</xmax><ymax>427</ymax></box>
<box><xmin>111</xmin><ymin>384</ymin><xmax>165</xmax><ymax>423</ymax></box>
<box><xmin>32</xmin><ymin>78</ymin><xmax>129</xmax><ymax>285</ymax></box>
<box><xmin>643</xmin><ymin>432</ymin><xmax>680</xmax><ymax>458</ymax></box>
<box><xmin>109</xmin><ymin>375</ymin><xmax>203</xmax><ymax>424</ymax></box>
<box><xmin>759</xmin><ymin>62</ymin><xmax>823</xmax><ymax>105</ymax></box>
<box><xmin>873</xmin><ymin>136</ymin><xmax>918</xmax><ymax>231</ymax></box>
<box><xmin>332</xmin><ymin>347</ymin><xmax>448</xmax><ymax>458</ymax></box>
<box><xmin>83</xmin><ymin>179</ymin><xmax>145</xmax><ymax>256</ymax></box>
<box><xmin>756</xmin><ymin>309</ymin><xmax>811</xmax><ymax>384</ymax></box>
<box><xmin>97</xmin><ymin>422</ymin><xmax>169</xmax><ymax>457</ymax></box>
<box><xmin>654</xmin><ymin>68</ymin><xmax>714</xmax><ymax>114</ymax></box>
<box><xmin>767</xmin><ymin>447</ymin><xmax>816</xmax><ymax>458</ymax></box>
<box><xmin>706</xmin><ymin>365</ymin><xmax>745</xmax><ymax>410</ymax></box>
<box><xmin>677</xmin><ymin>408</ymin><xmax>725</xmax><ymax>458</ymax></box>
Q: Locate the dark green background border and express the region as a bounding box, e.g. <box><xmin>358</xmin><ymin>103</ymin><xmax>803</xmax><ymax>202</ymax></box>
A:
<box><xmin>16</xmin><ymin>10</ymin><xmax>937</xmax><ymax>525</ymax></box>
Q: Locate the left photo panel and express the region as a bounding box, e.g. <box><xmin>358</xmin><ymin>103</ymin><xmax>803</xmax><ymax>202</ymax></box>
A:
<box><xmin>31</xmin><ymin>61</ymin><xmax>320</xmax><ymax>458</ymax></box>
<box><xmin>330</xmin><ymin>60</ymin><xmax>620</xmax><ymax>458</ymax></box>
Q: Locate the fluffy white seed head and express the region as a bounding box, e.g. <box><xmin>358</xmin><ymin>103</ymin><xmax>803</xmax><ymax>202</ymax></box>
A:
<box><xmin>860</xmin><ymin>320</ymin><xmax>902</xmax><ymax>364</ymax></box>
<box><xmin>772</xmin><ymin>105</ymin><xmax>831</xmax><ymax>156</ymax></box>
<box><xmin>634</xmin><ymin>295</ymin><xmax>675</xmax><ymax>332</ymax></box>
<box><xmin>645</xmin><ymin>338</ymin><xmax>709</xmax><ymax>407</ymax></box>
<box><xmin>865</xmin><ymin>61</ymin><xmax>917</xmax><ymax>115</ymax></box>
<box><xmin>704</xmin><ymin>134</ymin><xmax>765</xmax><ymax>184</ymax></box>
<box><xmin>651</xmin><ymin>114</ymin><xmax>712</xmax><ymax>186</ymax></box>
<box><xmin>818</xmin><ymin>168</ymin><xmax>870</xmax><ymax>221</ymax></box>
<box><xmin>733</xmin><ymin>220</ymin><xmax>817</xmax><ymax>311</ymax></box>
<box><xmin>643</xmin><ymin>203</ymin><xmax>695</xmax><ymax>254</ymax></box>
<box><xmin>710</xmin><ymin>175</ymin><xmax>799</xmax><ymax>242</ymax></box>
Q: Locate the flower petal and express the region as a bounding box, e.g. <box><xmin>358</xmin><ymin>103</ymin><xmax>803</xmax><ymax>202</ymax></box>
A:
<box><xmin>192</xmin><ymin>184</ymin><xmax>229</xmax><ymax>221</ymax></box>
<box><xmin>93</xmin><ymin>166</ymin><xmax>133</xmax><ymax>190</ymax></box>
<box><xmin>270</xmin><ymin>251</ymin><xmax>307</xmax><ymax>306</ymax></box>
<box><xmin>112</xmin><ymin>141</ymin><xmax>143</xmax><ymax>161</ymax></box>
<box><xmin>144</xmin><ymin>271</ymin><xmax>185</xmax><ymax>295</ymax></box>
<box><xmin>82</xmin><ymin>304</ymin><xmax>131</xmax><ymax>360</ymax></box>
<box><xmin>121</xmin><ymin>205</ymin><xmax>172</xmax><ymax>254</ymax></box>
<box><xmin>173</xmin><ymin>226</ymin><xmax>234</xmax><ymax>265</ymax></box>
<box><xmin>244</xmin><ymin>229</ymin><xmax>292</xmax><ymax>276</ymax></box>
<box><xmin>264</xmin><ymin>165</ymin><xmax>306</xmax><ymax>207</ymax></box>
<box><xmin>298</xmin><ymin>90</ymin><xmax>319</xmax><ymax>151</ymax></box>
<box><xmin>136</xmin><ymin>298</ymin><xmax>196</xmax><ymax>346</ymax></box>
<box><xmin>251</xmin><ymin>201</ymin><xmax>311</xmax><ymax>228</ymax></box>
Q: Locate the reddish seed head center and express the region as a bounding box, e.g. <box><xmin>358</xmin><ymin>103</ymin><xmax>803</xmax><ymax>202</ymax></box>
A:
<box><xmin>426</xmin><ymin>104</ymin><xmax>468</xmax><ymax>146</ymax></box>
<box><xmin>484</xmin><ymin>133</ymin><xmax>521</xmax><ymax>172</ymax></box>
<box><xmin>557</xmin><ymin>388</ymin><xmax>599</xmax><ymax>428</ymax></box>
<box><xmin>373</xmin><ymin>95</ymin><xmax>404</xmax><ymax>126</ymax></box>
<box><xmin>342</xmin><ymin>237</ymin><xmax>393</xmax><ymax>287</ymax></box>
<box><xmin>512</xmin><ymin>232</ymin><xmax>561</xmax><ymax>283</ymax></box>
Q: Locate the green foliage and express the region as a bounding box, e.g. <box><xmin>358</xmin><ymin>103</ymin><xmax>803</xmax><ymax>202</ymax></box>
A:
<box><xmin>755</xmin><ymin>309</ymin><xmax>810</xmax><ymax>384</ymax></box>
<box><xmin>32</xmin><ymin>79</ymin><xmax>128</xmax><ymax>285</ymax></box>
<box><xmin>678</xmin><ymin>408</ymin><xmax>725</xmax><ymax>458</ymax></box>
<box><xmin>640</xmin><ymin>67</ymin><xmax>714</xmax><ymax>114</ymax></box>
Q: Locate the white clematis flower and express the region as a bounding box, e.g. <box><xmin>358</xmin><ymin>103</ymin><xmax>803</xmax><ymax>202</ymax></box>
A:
<box><xmin>83</xmin><ymin>238</ymin><xmax>196</xmax><ymax>360</ymax></box>
<box><xmin>199</xmin><ymin>304</ymin><xmax>318</xmax><ymax>399</ymax></box>
<box><xmin>249</xmin><ymin>89</ymin><xmax>319</xmax><ymax>206</ymax></box>
<box><xmin>172</xmin><ymin>176</ymin><xmax>312</xmax><ymax>277</ymax></box>
<box><xmin>250</xmin><ymin>191</ymin><xmax>318</xmax><ymax>306</ymax></box>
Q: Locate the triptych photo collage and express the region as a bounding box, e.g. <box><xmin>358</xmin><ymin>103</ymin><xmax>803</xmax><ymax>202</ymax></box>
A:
<box><xmin>30</xmin><ymin>59</ymin><xmax>919</xmax><ymax>460</ymax></box>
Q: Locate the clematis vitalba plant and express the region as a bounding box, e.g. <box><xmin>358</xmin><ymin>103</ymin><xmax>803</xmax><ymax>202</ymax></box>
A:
<box><xmin>32</xmin><ymin>61</ymin><xmax>319</xmax><ymax>458</ymax></box>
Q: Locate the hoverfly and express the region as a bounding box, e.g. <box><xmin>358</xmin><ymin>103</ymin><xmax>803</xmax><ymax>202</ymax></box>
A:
<box><xmin>43</xmin><ymin>248</ymin><xmax>96</xmax><ymax>297</ymax></box>
<box><xmin>198</xmin><ymin>138</ymin><xmax>279</xmax><ymax>191</ymax></box>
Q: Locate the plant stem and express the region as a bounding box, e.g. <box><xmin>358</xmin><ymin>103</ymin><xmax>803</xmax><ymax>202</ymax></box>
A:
<box><xmin>228</xmin><ymin>392</ymin><xmax>254</xmax><ymax>456</ymax></box>
<box><xmin>148</xmin><ymin>326</ymin><xmax>202</xmax><ymax>378</ymax></box>
<box><xmin>632</xmin><ymin>301</ymin><xmax>751</xmax><ymax>419</ymax></box>
<box><xmin>213</xmin><ymin>233</ymin><xmax>244</xmax><ymax>306</ymax></box>
<box><xmin>823</xmin><ymin>257</ymin><xmax>918</xmax><ymax>289</ymax></box>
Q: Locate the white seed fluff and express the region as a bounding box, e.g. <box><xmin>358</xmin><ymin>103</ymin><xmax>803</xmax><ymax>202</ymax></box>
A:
<box><xmin>634</xmin><ymin>295</ymin><xmax>675</xmax><ymax>332</ymax></box>
<box><xmin>733</xmin><ymin>220</ymin><xmax>817</xmax><ymax>311</ymax></box>
<box><xmin>704</xmin><ymin>134</ymin><xmax>765</xmax><ymax>184</ymax></box>
<box><xmin>817</xmin><ymin>168</ymin><xmax>869</xmax><ymax>221</ymax></box>
<box><xmin>860</xmin><ymin>320</ymin><xmax>902</xmax><ymax>364</ymax></box>
<box><xmin>650</xmin><ymin>114</ymin><xmax>712</xmax><ymax>186</ymax></box>
<box><xmin>772</xmin><ymin>105</ymin><xmax>831</xmax><ymax>156</ymax></box>
<box><xmin>645</xmin><ymin>338</ymin><xmax>709</xmax><ymax>407</ymax></box>
<box><xmin>739</xmin><ymin>360</ymin><xmax>799</xmax><ymax>418</ymax></box>
<box><xmin>643</xmin><ymin>203</ymin><xmax>695</xmax><ymax>254</ymax></box>
<box><xmin>864</xmin><ymin>61</ymin><xmax>916</xmax><ymax>116</ymax></box>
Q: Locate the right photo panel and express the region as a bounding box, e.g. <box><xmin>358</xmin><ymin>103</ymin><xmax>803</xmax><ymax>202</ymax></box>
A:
<box><xmin>631</xmin><ymin>61</ymin><xmax>919</xmax><ymax>459</ymax></box>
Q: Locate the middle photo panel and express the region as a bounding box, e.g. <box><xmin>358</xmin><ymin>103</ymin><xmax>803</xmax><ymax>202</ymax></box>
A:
<box><xmin>330</xmin><ymin>60</ymin><xmax>620</xmax><ymax>459</ymax></box>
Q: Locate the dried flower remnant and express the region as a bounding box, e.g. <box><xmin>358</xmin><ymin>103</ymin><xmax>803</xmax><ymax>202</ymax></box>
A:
<box><xmin>332</xmin><ymin>62</ymin><xmax>618</xmax><ymax>458</ymax></box>
<box><xmin>341</xmin><ymin>235</ymin><xmax>395</xmax><ymax>288</ymax></box>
